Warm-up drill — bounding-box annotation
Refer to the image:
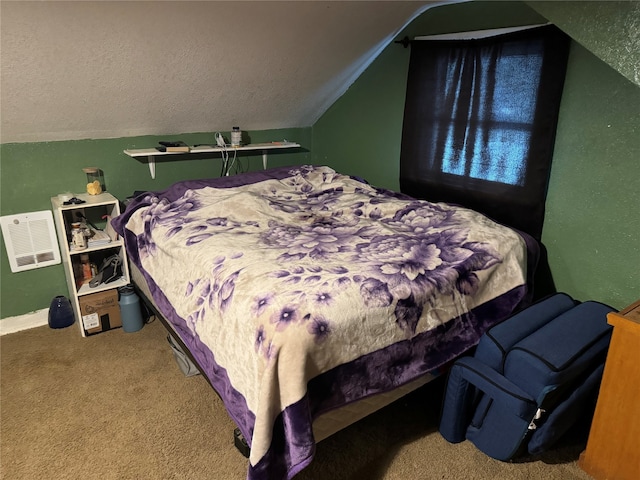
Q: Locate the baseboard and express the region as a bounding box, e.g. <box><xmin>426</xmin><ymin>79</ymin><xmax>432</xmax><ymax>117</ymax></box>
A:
<box><xmin>0</xmin><ymin>308</ymin><xmax>49</xmax><ymax>335</ymax></box>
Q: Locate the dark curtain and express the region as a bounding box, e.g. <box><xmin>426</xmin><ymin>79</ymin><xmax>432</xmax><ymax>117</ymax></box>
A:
<box><xmin>399</xmin><ymin>25</ymin><xmax>570</xmax><ymax>241</ymax></box>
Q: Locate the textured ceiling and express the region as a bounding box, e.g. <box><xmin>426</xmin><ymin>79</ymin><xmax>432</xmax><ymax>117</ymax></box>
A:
<box><xmin>0</xmin><ymin>0</ymin><xmax>443</xmax><ymax>143</ymax></box>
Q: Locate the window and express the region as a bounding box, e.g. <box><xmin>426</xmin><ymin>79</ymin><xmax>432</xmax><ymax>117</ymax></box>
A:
<box><xmin>400</xmin><ymin>25</ymin><xmax>570</xmax><ymax>240</ymax></box>
<box><xmin>439</xmin><ymin>45</ymin><xmax>543</xmax><ymax>186</ymax></box>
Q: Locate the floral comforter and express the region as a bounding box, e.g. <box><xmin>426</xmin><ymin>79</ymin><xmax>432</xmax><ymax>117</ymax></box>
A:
<box><xmin>112</xmin><ymin>165</ymin><xmax>535</xmax><ymax>480</ymax></box>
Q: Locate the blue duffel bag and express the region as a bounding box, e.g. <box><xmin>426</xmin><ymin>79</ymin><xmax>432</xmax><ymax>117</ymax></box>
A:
<box><xmin>439</xmin><ymin>293</ymin><xmax>615</xmax><ymax>460</ymax></box>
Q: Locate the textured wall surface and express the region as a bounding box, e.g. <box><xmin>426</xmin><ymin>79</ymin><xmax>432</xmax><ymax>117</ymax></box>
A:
<box><xmin>0</xmin><ymin>128</ymin><xmax>312</xmax><ymax>318</ymax></box>
<box><xmin>0</xmin><ymin>0</ymin><xmax>438</xmax><ymax>143</ymax></box>
<box><xmin>313</xmin><ymin>1</ymin><xmax>639</xmax><ymax>309</ymax></box>
<box><xmin>2</xmin><ymin>1</ymin><xmax>636</xmax><ymax>145</ymax></box>
<box><xmin>2</xmin><ymin>1</ymin><xmax>638</xmax><ymax>318</ymax></box>
<box><xmin>527</xmin><ymin>1</ymin><xmax>640</xmax><ymax>86</ymax></box>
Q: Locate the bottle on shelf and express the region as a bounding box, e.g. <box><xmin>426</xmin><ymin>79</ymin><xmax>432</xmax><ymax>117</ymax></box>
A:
<box><xmin>231</xmin><ymin>126</ymin><xmax>242</xmax><ymax>147</ymax></box>
<box><xmin>80</xmin><ymin>254</ymin><xmax>92</xmax><ymax>281</ymax></box>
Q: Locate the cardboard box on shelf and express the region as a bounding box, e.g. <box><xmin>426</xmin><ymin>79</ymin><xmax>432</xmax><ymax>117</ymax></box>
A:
<box><xmin>79</xmin><ymin>289</ymin><xmax>121</xmax><ymax>335</ymax></box>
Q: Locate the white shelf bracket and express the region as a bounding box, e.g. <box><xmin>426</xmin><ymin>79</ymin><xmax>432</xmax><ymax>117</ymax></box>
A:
<box><xmin>262</xmin><ymin>150</ymin><xmax>268</xmax><ymax>170</ymax></box>
<box><xmin>148</xmin><ymin>155</ymin><xmax>156</xmax><ymax>179</ymax></box>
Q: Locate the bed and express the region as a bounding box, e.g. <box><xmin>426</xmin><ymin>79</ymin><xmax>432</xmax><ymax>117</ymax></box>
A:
<box><xmin>111</xmin><ymin>165</ymin><xmax>538</xmax><ymax>480</ymax></box>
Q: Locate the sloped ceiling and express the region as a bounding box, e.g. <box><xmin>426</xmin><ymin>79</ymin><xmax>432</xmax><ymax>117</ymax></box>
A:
<box><xmin>526</xmin><ymin>1</ymin><xmax>639</xmax><ymax>87</ymax></box>
<box><xmin>2</xmin><ymin>1</ymin><xmax>637</xmax><ymax>145</ymax></box>
<box><xmin>0</xmin><ymin>0</ymin><xmax>444</xmax><ymax>143</ymax></box>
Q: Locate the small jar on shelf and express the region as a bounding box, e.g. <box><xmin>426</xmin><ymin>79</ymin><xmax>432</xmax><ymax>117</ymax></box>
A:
<box><xmin>83</xmin><ymin>167</ymin><xmax>105</xmax><ymax>195</ymax></box>
<box><xmin>71</xmin><ymin>223</ymin><xmax>87</xmax><ymax>250</ymax></box>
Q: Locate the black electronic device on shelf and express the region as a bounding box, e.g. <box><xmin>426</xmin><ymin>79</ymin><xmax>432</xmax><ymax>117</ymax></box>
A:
<box><xmin>156</xmin><ymin>141</ymin><xmax>190</xmax><ymax>153</ymax></box>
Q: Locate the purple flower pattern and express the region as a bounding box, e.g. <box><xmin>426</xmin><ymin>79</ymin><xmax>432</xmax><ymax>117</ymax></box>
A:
<box><xmin>137</xmin><ymin>166</ymin><xmax>503</xmax><ymax>356</ymax></box>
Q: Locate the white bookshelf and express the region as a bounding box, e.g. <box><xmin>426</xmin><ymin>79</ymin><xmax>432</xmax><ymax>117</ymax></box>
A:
<box><xmin>51</xmin><ymin>192</ymin><xmax>130</xmax><ymax>336</ymax></box>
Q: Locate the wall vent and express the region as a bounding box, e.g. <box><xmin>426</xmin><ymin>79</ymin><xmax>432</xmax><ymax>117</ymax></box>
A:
<box><xmin>0</xmin><ymin>210</ymin><xmax>61</xmax><ymax>273</ymax></box>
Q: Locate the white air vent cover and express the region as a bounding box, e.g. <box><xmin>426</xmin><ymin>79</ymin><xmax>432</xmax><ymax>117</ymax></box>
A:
<box><xmin>1</xmin><ymin>210</ymin><xmax>61</xmax><ymax>272</ymax></box>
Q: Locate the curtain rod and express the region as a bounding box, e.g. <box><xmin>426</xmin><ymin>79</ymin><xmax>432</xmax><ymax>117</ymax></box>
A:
<box><xmin>395</xmin><ymin>23</ymin><xmax>550</xmax><ymax>48</ymax></box>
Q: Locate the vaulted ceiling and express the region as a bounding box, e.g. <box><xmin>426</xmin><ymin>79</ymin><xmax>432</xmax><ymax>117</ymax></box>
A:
<box><xmin>1</xmin><ymin>1</ymin><xmax>637</xmax><ymax>145</ymax></box>
<box><xmin>0</xmin><ymin>1</ymin><xmax>443</xmax><ymax>143</ymax></box>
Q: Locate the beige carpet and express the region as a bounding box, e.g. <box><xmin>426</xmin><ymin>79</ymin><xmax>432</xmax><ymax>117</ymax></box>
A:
<box><xmin>1</xmin><ymin>319</ymin><xmax>594</xmax><ymax>480</ymax></box>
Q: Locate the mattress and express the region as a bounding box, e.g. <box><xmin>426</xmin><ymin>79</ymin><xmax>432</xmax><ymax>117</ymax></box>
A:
<box><xmin>130</xmin><ymin>253</ymin><xmax>435</xmax><ymax>444</ymax></box>
<box><xmin>113</xmin><ymin>165</ymin><xmax>537</xmax><ymax>479</ymax></box>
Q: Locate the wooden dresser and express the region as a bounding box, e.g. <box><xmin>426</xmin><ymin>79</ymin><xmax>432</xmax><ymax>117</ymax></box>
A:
<box><xmin>579</xmin><ymin>300</ymin><xmax>640</xmax><ymax>480</ymax></box>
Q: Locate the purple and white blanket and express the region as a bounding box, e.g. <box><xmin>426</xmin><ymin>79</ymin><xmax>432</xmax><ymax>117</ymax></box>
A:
<box><xmin>112</xmin><ymin>165</ymin><xmax>536</xmax><ymax>480</ymax></box>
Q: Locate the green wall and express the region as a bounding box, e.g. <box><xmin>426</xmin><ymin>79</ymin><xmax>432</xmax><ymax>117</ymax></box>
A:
<box><xmin>543</xmin><ymin>44</ymin><xmax>639</xmax><ymax>307</ymax></box>
<box><xmin>2</xmin><ymin>0</ymin><xmax>638</xmax><ymax>319</ymax></box>
<box><xmin>0</xmin><ymin>128</ymin><xmax>311</xmax><ymax>318</ymax></box>
<box><xmin>312</xmin><ymin>1</ymin><xmax>548</xmax><ymax>191</ymax></box>
<box><xmin>526</xmin><ymin>1</ymin><xmax>640</xmax><ymax>88</ymax></box>
<box><xmin>312</xmin><ymin>1</ymin><xmax>639</xmax><ymax>309</ymax></box>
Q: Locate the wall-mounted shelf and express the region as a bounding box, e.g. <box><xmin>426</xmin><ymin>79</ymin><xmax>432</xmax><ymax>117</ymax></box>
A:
<box><xmin>124</xmin><ymin>142</ymin><xmax>300</xmax><ymax>179</ymax></box>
